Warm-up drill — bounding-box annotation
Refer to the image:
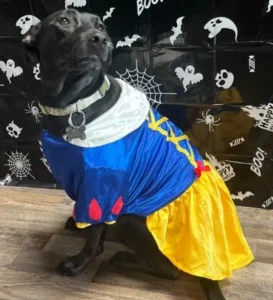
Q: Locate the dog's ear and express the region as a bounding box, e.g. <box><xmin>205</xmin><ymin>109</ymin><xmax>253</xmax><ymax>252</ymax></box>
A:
<box><xmin>22</xmin><ymin>23</ymin><xmax>41</xmax><ymax>65</ymax></box>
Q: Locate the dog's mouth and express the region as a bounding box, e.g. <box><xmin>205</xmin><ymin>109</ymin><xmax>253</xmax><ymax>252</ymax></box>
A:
<box><xmin>56</xmin><ymin>44</ymin><xmax>113</xmax><ymax>71</ymax></box>
<box><xmin>55</xmin><ymin>39</ymin><xmax>113</xmax><ymax>72</ymax></box>
<box><xmin>57</xmin><ymin>54</ymin><xmax>104</xmax><ymax>72</ymax></box>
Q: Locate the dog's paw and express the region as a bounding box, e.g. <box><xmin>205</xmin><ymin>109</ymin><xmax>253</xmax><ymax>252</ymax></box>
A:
<box><xmin>55</xmin><ymin>257</ymin><xmax>88</xmax><ymax>276</ymax></box>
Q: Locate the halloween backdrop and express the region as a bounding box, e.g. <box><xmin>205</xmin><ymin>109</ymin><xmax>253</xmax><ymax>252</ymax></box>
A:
<box><xmin>0</xmin><ymin>0</ymin><xmax>273</xmax><ymax>209</ymax></box>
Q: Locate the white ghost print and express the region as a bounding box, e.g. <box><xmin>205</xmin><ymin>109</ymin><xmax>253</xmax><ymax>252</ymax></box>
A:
<box><xmin>175</xmin><ymin>65</ymin><xmax>203</xmax><ymax>91</ymax></box>
<box><xmin>204</xmin><ymin>17</ymin><xmax>238</xmax><ymax>42</ymax></box>
<box><xmin>0</xmin><ymin>59</ymin><xmax>23</xmax><ymax>84</ymax></box>
<box><xmin>16</xmin><ymin>15</ymin><xmax>40</xmax><ymax>35</ymax></box>
<box><xmin>267</xmin><ymin>0</ymin><xmax>273</xmax><ymax>13</ymax></box>
<box><xmin>65</xmin><ymin>0</ymin><xmax>87</xmax><ymax>9</ymax></box>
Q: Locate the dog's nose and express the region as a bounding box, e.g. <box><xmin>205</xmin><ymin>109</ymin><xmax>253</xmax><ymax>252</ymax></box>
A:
<box><xmin>89</xmin><ymin>34</ymin><xmax>107</xmax><ymax>46</ymax></box>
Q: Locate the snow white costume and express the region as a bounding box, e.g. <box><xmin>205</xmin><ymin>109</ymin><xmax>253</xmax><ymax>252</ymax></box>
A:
<box><xmin>41</xmin><ymin>77</ymin><xmax>254</xmax><ymax>281</ymax></box>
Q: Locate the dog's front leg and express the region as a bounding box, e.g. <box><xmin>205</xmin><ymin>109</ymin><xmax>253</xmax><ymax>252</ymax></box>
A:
<box><xmin>55</xmin><ymin>223</ymin><xmax>107</xmax><ymax>276</ymax></box>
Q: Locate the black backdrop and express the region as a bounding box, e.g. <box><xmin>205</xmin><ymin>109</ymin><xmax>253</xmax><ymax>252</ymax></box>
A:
<box><xmin>0</xmin><ymin>0</ymin><xmax>273</xmax><ymax>210</ymax></box>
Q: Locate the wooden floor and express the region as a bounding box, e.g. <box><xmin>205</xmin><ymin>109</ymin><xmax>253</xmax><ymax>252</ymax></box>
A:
<box><xmin>0</xmin><ymin>187</ymin><xmax>273</xmax><ymax>300</ymax></box>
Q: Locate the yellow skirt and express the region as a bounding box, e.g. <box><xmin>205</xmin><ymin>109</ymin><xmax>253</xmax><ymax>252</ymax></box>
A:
<box><xmin>146</xmin><ymin>162</ymin><xmax>254</xmax><ymax>281</ymax></box>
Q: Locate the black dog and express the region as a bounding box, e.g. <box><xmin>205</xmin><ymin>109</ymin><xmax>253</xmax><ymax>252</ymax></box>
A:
<box><xmin>22</xmin><ymin>9</ymin><xmax>228</xmax><ymax>300</ymax></box>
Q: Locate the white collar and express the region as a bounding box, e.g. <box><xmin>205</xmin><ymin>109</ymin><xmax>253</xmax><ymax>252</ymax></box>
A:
<box><xmin>38</xmin><ymin>76</ymin><xmax>110</xmax><ymax>116</ymax></box>
<box><xmin>63</xmin><ymin>79</ymin><xmax>150</xmax><ymax>147</ymax></box>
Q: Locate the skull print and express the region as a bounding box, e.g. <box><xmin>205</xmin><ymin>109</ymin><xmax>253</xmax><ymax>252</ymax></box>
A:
<box><xmin>6</xmin><ymin>121</ymin><xmax>23</xmax><ymax>138</ymax></box>
<box><xmin>215</xmin><ymin>69</ymin><xmax>234</xmax><ymax>89</ymax></box>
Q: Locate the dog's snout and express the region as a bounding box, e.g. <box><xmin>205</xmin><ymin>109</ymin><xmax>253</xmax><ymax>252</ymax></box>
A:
<box><xmin>89</xmin><ymin>33</ymin><xmax>107</xmax><ymax>46</ymax></box>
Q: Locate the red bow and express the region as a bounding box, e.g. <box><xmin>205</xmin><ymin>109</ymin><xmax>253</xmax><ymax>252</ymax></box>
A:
<box><xmin>194</xmin><ymin>160</ymin><xmax>211</xmax><ymax>178</ymax></box>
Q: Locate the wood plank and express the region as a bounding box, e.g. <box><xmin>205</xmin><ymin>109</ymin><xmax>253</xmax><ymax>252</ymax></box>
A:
<box><xmin>0</xmin><ymin>186</ymin><xmax>65</xmax><ymax>196</ymax></box>
<box><xmin>7</xmin><ymin>250</ymin><xmax>64</xmax><ymax>277</ymax></box>
<box><xmin>0</xmin><ymin>267</ymin><xmax>48</xmax><ymax>288</ymax></box>
<box><xmin>43</xmin><ymin>234</ymin><xmax>85</xmax><ymax>256</ymax></box>
<box><xmin>0</xmin><ymin>204</ymin><xmax>71</xmax><ymax>233</ymax></box>
<box><xmin>255</xmin><ymin>239</ymin><xmax>273</xmax><ymax>264</ymax></box>
<box><xmin>0</xmin><ymin>252</ymin><xmax>17</xmax><ymax>267</ymax></box>
<box><xmin>243</xmin><ymin>226</ymin><xmax>273</xmax><ymax>241</ymax></box>
<box><xmin>0</xmin><ymin>227</ymin><xmax>51</xmax><ymax>251</ymax></box>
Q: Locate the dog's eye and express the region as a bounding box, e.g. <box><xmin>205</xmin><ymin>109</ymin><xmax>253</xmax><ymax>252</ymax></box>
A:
<box><xmin>98</xmin><ymin>24</ymin><xmax>104</xmax><ymax>31</ymax></box>
<box><xmin>58</xmin><ymin>17</ymin><xmax>70</xmax><ymax>26</ymax></box>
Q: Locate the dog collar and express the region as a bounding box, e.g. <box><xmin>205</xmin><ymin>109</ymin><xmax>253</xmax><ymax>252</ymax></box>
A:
<box><xmin>62</xmin><ymin>79</ymin><xmax>150</xmax><ymax>147</ymax></box>
<box><xmin>38</xmin><ymin>75</ymin><xmax>110</xmax><ymax>116</ymax></box>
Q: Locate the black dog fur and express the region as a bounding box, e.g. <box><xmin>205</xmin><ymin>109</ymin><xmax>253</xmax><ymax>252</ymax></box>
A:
<box><xmin>22</xmin><ymin>9</ymin><xmax>225</xmax><ymax>300</ymax></box>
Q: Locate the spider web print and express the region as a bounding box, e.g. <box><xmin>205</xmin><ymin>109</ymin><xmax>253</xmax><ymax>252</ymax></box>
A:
<box><xmin>5</xmin><ymin>150</ymin><xmax>35</xmax><ymax>180</ymax></box>
<box><xmin>116</xmin><ymin>60</ymin><xmax>177</xmax><ymax>107</ymax></box>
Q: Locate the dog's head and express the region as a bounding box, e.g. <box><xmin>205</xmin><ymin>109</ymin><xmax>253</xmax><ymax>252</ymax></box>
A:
<box><xmin>22</xmin><ymin>9</ymin><xmax>113</xmax><ymax>96</ymax></box>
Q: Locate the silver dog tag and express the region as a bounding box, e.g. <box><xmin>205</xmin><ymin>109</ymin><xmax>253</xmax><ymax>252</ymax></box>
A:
<box><xmin>65</xmin><ymin>101</ymin><xmax>87</xmax><ymax>142</ymax></box>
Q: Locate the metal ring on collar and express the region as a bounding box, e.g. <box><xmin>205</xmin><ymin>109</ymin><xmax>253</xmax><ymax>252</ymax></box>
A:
<box><xmin>68</xmin><ymin>110</ymin><xmax>86</xmax><ymax>129</ymax></box>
